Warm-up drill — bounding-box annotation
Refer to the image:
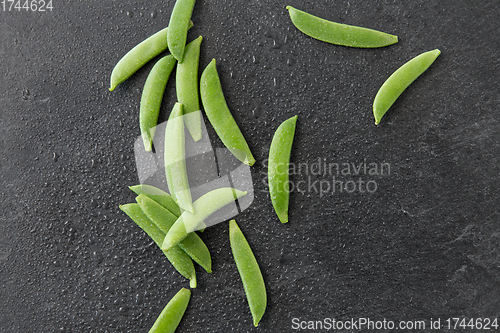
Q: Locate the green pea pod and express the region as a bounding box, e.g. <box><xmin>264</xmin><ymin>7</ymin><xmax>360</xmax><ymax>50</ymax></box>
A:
<box><xmin>136</xmin><ymin>194</ymin><xmax>212</xmax><ymax>273</ymax></box>
<box><xmin>129</xmin><ymin>184</ymin><xmax>182</xmax><ymax>217</ymax></box>
<box><xmin>165</xmin><ymin>103</ymin><xmax>194</xmax><ymax>213</ymax></box>
<box><xmin>200</xmin><ymin>59</ymin><xmax>256</xmax><ymax>166</ymax></box>
<box><xmin>119</xmin><ymin>204</ymin><xmax>196</xmax><ymax>288</ymax></box>
<box><xmin>268</xmin><ymin>115</ymin><xmax>298</xmax><ymax>223</ymax></box>
<box><xmin>109</xmin><ymin>21</ymin><xmax>193</xmax><ymax>91</ymax></box>
<box><xmin>162</xmin><ymin>188</ymin><xmax>247</xmax><ymax>251</ymax></box>
<box><xmin>177</xmin><ymin>36</ymin><xmax>203</xmax><ymax>141</ymax></box>
<box><xmin>286</xmin><ymin>6</ymin><xmax>398</xmax><ymax>48</ymax></box>
<box><xmin>229</xmin><ymin>220</ymin><xmax>267</xmax><ymax>327</ymax></box>
<box><xmin>167</xmin><ymin>0</ymin><xmax>196</xmax><ymax>62</ymax></box>
<box><xmin>140</xmin><ymin>55</ymin><xmax>177</xmax><ymax>152</ymax></box>
<box><xmin>149</xmin><ymin>288</ymin><xmax>191</xmax><ymax>333</ymax></box>
<box><xmin>373</xmin><ymin>49</ymin><xmax>441</xmax><ymax>125</ymax></box>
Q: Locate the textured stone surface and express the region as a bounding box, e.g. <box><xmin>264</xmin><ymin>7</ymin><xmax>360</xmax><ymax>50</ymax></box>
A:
<box><xmin>1</xmin><ymin>0</ymin><xmax>499</xmax><ymax>332</ymax></box>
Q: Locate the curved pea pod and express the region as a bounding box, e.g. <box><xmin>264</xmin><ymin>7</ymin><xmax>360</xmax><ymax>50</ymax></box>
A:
<box><xmin>373</xmin><ymin>49</ymin><xmax>441</xmax><ymax>125</ymax></box>
<box><xmin>140</xmin><ymin>55</ymin><xmax>177</xmax><ymax>152</ymax></box>
<box><xmin>164</xmin><ymin>103</ymin><xmax>194</xmax><ymax>213</ymax></box>
<box><xmin>286</xmin><ymin>6</ymin><xmax>398</xmax><ymax>48</ymax></box>
<box><xmin>136</xmin><ymin>194</ymin><xmax>212</xmax><ymax>273</ymax></box>
<box><xmin>161</xmin><ymin>188</ymin><xmax>247</xmax><ymax>251</ymax></box>
<box><xmin>229</xmin><ymin>220</ymin><xmax>267</xmax><ymax>327</ymax></box>
<box><xmin>268</xmin><ymin>115</ymin><xmax>298</xmax><ymax>223</ymax></box>
<box><xmin>167</xmin><ymin>0</ymin><xmax>196</xmax><ymax>62</ymax></box>
<box><xmin>129</xmin><ymin>184</ymin><xmax>181</xmax><ymax>217</ymax></box>
<box><xmin>200</xmin><ymin>59</ymin><xmax>255</xmax><ymax>166</ymax></box>
<box><xmin>149</xmin><ymin>288</ymin><xmax>191</xmax><ymax>333</ymax></box>
<box><xmin>119</xmin><ymin>204</ymin><xmax>196</xmax><ymax>288</ymax></box>
<box><xmin>109</xmin><ymin>22</ymin><xmax>193</xmax><ymax>91</ymax></box>
<box><xmin>177</xmin><ymin>36</ymin><xmax>203</xmax><ymax>141</ymax></box>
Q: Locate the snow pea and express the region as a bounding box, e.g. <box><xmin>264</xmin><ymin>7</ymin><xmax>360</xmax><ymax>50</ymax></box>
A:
<box><xmin>286</xmin><ymin>6</ymin><xmax>398</xmax><ymax>48</ymax></box>
<box><xmin>373</xmin><ymin>49</ymin><xmax>441</xmax><ymax>125</ymax></box>
<box><xmin>177</xmin><ymin>36</ymin><xmax>203</xmax><ymax>141</ymax></box>
<box><xmin>229</xmin><ymin>220</ymin><xmax>266</xmax><ymax>327</ymax></box>
<box><xmin>167</xmin><ymin>0</ymin><xmax>196</xmax><ymax>62</ymax></box>
<box><xmin>161</xmin><ymin>188</ymin><xmax>247</xmax><ymax>251</ymax></box>
<box><xmin>136</xmin><ymin>194</ymin><xmax>212</xmax><ymax>273</ymax></box>
<box><xmin>140</xmin><ymin>55</ymin><xmax>177</xmax><ymax>151</ymax></box>
<box><xmin>200</xmin><ymin>59</ymin><xmax>255</xmax><ymax>166</ymax></box>
<box><xmin>164</xmin><ymin>103</ymin><xmax>194</xmax><ymax>213</ymax></box>
<box><xmin>119</xmin><ymin>204</ymin><xmax>196</xmax><ymax>288</ymax></box>
<box><xmin>129</xmin><ymin>184</ymin><xmax>182</xmax><ymax>217</ymax></box>
<box><xmin>268</xmin><ymin>115</ymin><xmax>298</xmax><ymax>223</ymax></box>
<box><xmin>149</xmin><ymin>288</ymin><xmax>191</xmax><ymax>333</ymax></box>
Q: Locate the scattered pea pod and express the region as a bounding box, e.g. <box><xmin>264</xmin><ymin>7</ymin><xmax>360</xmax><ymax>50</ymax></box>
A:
<box><xmin>177</xmin><ymin>36</ymin><xmax>203</xmax><ymax>142</ymax></box>
<box><xmin>162</xmin><ymin>188</ymin><xmax>247</xmax><ymax>251</ymax></box>
<box><xmin>167</xmin><ymin>0</ymin><xmax>196</xmax><ymax>62</ymax></box>
<box><xmin>200</xmin><ymin>59</ymin><xmax>256</xmax><ymax>166</ymax></box>
<box><xmin>229</xmin><ymin>220</ymin><xmax>267</xmax><ymax>327</ymax></box>
<box><xmin>149</xmin><ymin>288</ymin><xmax>191</xmax><ymax>333</ymax></box>
<box><xmin>164</xmin><ymin>103</ymin><xmax>195</xmax><ymax>213</ymax></box>
<box><xmin>129</xmin><ymin>184</ymin><xmax>181</xmax><ymax>217</ymax></box>
<box><xmin>268</xmin><ymin>115</ymin><xmax>298</xmax><ymax>223</ymax></box>
<box><xmin>140</xmin><ymin>55</ymin><xmax>177</xmax><ymax>151</ymax></box>
<box><xmin>286</xmin><ymin>6</ymin><xmax>398</xmax><ymax>48</ymax></box>
<box><xmin>119</xmin><ymin>204</ymin><xmax>197</xmax><ymax>288</ymax></box>
<box><xmin>373</xmin><ymin>49</ymin><xmax>441</xmax><ymax>125</ymax></box>
<box><xmin>136</xmin><ymin>194</ymin><xmax>212</xmax><ymax>273</ymax></box>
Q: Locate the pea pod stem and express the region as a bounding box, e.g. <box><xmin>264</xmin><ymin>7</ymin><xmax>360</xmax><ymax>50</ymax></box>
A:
<box><xmin>229</xmin><ymin>220</ymin><xmax>267</xmax><ymax>327</ymax></box>
<box><xmin>200</xmin><ymin>59</ymin><xmax>255</xmax><ymax>166</ymax></box>
<box><xmin>286</xmin><ymin>6</ymin><xmax>398</xmax><ymax>48</ymax></box>
<box><xmin>161</xmin><ymin>188</ymin><xmax>247</xmax><ymax>251</ymax></box>
<box><xmin>140</xmin><ymin>55</ymin><xmax>177</xmax><ymax>152</ymax></box>
<box><xmin>168</xmin><ymin>0</ymin><xmax>196</xmax><ymax>62</ymax></box>
<box><xmin>119</xmin><ymin>204</ymin><xmax>196</xmax><ymax>288</ymax></box>
<box><xmin>268</xmin><ymin>116</ymin><xmax>298</xmax><ymax>223</ymax></box>
<box><xmin>148</xmin><ymin>288</ymin><xmax>191</xmax><ymax>333</ymax></box>
<box><xmin>373</xmin><ymin>49</ymin><xmax>441</xmax><ymax>125</ymax></box>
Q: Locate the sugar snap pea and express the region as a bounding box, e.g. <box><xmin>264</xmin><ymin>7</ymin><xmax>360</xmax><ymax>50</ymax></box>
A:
<box><xmin>140</xmin><ymin>55</ymin><xmax>177</xmax><ymax>151</ymax></box>
<box><xmin>229</xmin><ymin>220</ymin><xmax>267</xmax><ymax>327</ymax></box>
<box><xmin>109</xmin><ymin>22</ymin><xmax>193</xmax><ymax>91</ymax></box>
<box><xmin>200</xmin><ymin>59</ymin><xmax>255</xmax><ymax>166</ymax></box>
<box><xmin>373</xmin><ymin>49</ymin><xmax>441</xmax><ymax>125</ymax></box>
<box><xmin>162</xmin><ymin>188</ymin><xmax>247</xmax><ymax>251</ymax></box>
<box><xmin>286</xmin><ymin>6</ymin><xmax>398</xmax><ymax>48</ymax></box>
<box><xmin>119</xmin><ymin>204</ymin><xmax>197</xmax><ymax>288</ymax></box>
<box><xmin>136</xmin><ymin>194</ymin><xmax>212</xmax><ymax>273</ymax></box>
<box><xmin>268</xmin><ymin>115</ymin><xmax>298</xmax><ymax>223</ymax></box>
<box><xmin>167</xmin><ymin>0</ymin><xmax>196</xmax><ymax>62</ymax></box>
<box><xmin>129</xmin><ymin>184</ymin><xmax>181</xmax><ymax>217</ymax></box>
<box><xmin>165</xmin><ymin>103</ymin><xmax>194</xmax><ymax>213</ymax></box>
<box><xmin>177</xmin><ymin>36</ymin><xmax>203</xmax><ymax>141</ymax></box>
<box><xmin>149</xmin><ymin>287</ymin><xmax>191</xmax><ymax>333</ymax></box>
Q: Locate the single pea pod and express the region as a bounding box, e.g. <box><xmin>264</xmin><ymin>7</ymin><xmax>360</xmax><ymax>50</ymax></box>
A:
<box><xmin>149</xmin><ymin>288</ymin><xmax>191</xmax><ymax>333</ymax></box>
<box><xmin>373</xmin><ymin>49</ymin><xmax>441</xmax><ymax>125</ymax></box>
<box><xmin>167</xmin><ymin>0</ymin><xmax>196</xmax><ymax>62</ymax></box>
<box><xmin>200</xmin><ymin>59</ymin><xmax>256</xmax><ymax>166</ymax></box>
<box><xmin>268</xmin><ymin>115</ymin><xmax>298</xmax><ymax>223</ymax></box>
<box><xmin>140</xmin><ymin>55</ymin><xmax>177</xmax><ymax>151</ymax></box>
<box><xmin>129</xmin><ymin>184</ymin><xmax>182</xmax><ymax>217</ymax></box>
<box><xmin>162</xmin><ymin>188</ymin><xmax>247</xmax><ymax>251</ymax></box>
<box><xmin>119</xmin><ymin>204</ymin><xmax>197</xmax><ymax>288</ymax></box>
<box><xmin>165</xmin><ymin>103</ymin><xmax>194</xmax><ymax>213</ymax></box>
<box><xmin>286</xmin><ymin>6</ymin><xmax>398</xmax><ymax>48</ymax></box>
<box><xmin>136</xmin><ymin>194</ymin><xmax>212</xmax><ymax>273</ymax></box>
<box><xmin>109</xmin><ymin>22</ymin><xmax>193</xmax><ymax>91</ymax></box>
<box><xmin>177</xmin><ymin>36</ymin><xmax>203</xmax><ymax>141</ymax></box>
<box><xmin>229</xmin><ymin>220</ymin><xmax>267</xmax><ymax>327</ymax></box>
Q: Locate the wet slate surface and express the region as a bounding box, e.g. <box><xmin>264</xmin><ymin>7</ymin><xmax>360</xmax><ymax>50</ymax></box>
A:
<box><xmin>1</xmin><ymin>0</ymin><xmax>499</xmax><ymax>332</ymax></box>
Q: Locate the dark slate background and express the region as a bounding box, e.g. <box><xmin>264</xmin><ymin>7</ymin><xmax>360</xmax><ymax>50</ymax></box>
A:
<box><xmin>1</xmin><ymin>0</ymin><xmax>499</xmax><ymax>332</ymax></box>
